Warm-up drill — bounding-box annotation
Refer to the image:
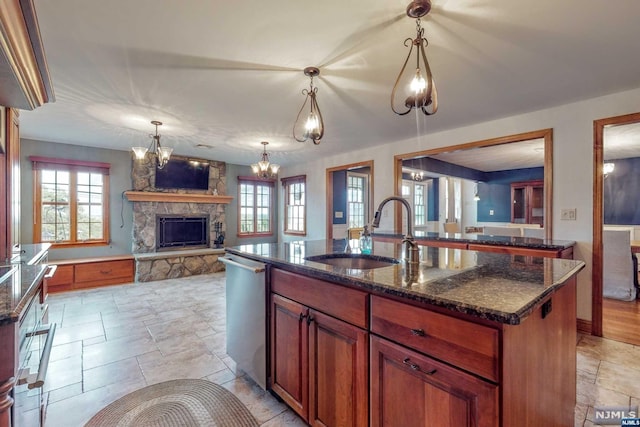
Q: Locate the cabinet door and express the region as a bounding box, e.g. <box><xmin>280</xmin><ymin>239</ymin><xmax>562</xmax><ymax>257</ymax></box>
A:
<box><xmin>370</xmin><ymin>336</ymin><xmax>497</xmax><ymax>427</ymax></box>
<box><xmin>270</xmin><ymin>294</ymin><xmax>309</xmax><ymax>421</ymax></box>
<box><xmin>308</xmin><ymin>309</ymin><xmax>368</xmax><ymax>427</ymax></box>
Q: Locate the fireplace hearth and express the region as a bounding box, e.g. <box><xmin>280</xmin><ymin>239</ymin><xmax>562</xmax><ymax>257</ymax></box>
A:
<box><xmin>156</xmin><ymin>214</ymin><xmax>209</xmax><ymax>251</ymax></box>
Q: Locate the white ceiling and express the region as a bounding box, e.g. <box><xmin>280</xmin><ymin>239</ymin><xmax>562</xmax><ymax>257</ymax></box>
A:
<box><xmin>19</xmin><ymin>0</ymin><xmax>640</xmax><ymax>167</ymax></box>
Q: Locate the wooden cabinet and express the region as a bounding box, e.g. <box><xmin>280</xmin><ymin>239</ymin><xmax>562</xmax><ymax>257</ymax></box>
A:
<box><xmin>270</xmin><ymin>269</ymin><xmax>368</xmax><ymax>427</ymax></box>
<box><xmin>47</xmin><ymin>255</ymin><xmax>134</xmax><ymax>292</ymax></box>
<box><xmin>370</xmin><ymin>335</ymin><xmax>498</xmax><ymax>427</ymax></box>
<box><xmin>511</xmin><ymin>180</ymin><xmax>544</xmax><ymax>226</ymax></box>
<box><xmin>268</xmin><ymin>266</ymin><xmax>577</xmax><ymax>427</ymax></box>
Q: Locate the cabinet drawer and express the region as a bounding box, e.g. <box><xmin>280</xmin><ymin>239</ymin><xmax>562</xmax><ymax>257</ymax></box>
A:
<box><xmin>272</xmin><ymin>268</ymin><xmax>368</xmax><ymax>328</ymax></box>
<box><xmin>75</xmin><ymin>260</ymin><xmax>133</xmax><ymax>283</ymax></box>
<box><xmin>46</xmin><ymin>264</ymin><xmax>74</xmax><ymax>287</ymax></box>
<box><xmin>371</xmin><ymin>296</ymin><xmax>499</xmax><ymax>382</ymax></box>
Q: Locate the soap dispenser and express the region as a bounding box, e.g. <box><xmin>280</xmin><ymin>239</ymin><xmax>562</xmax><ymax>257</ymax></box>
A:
<box><xmin>360</xmin><ymin>225</ymin><xmax>372</xmax><ymax>254</ymax></box>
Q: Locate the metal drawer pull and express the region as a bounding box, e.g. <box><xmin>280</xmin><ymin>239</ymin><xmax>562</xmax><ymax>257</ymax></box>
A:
<box><xmin>100</xmin><ymin>269</ymin><xmax>112</xmax><ymax>275</ymax></box>
<box><xmin>402</xmin><ymin>357</ymin><xmax>436</xmax><ymax>375</ymax></box>
<box><xmin>28</xmin><ymin>323</ymin><xmax>56</xmax><ymax>389</ymax></box>
<box><xmin>410</xmin><ymin>328</ymin><xmax>426</xmax><ymax>336</ymax></box>
<box><xmin>44</xmin><ymin>264</ymin><xmax>58</xmax><ymax>279</ymax></box>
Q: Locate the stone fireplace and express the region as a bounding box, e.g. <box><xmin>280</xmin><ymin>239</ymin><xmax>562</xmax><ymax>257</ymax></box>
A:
<box><xmin>126</xmin><ymin>155</ymin><xmax>233</xmax><ymax>282</ymax></box>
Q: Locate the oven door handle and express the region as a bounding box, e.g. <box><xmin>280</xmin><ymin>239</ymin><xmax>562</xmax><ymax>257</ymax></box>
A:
<box><xmin>27</xmin><ymin>323</ymin><xmax>56</xmax><ymax>389</ymax></box>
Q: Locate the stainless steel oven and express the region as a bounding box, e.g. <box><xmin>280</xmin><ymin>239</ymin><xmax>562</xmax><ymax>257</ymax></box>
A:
<box><xmin>13</xmin><ymin>268</ymin><xmax>56</xmax><ymax>427</ymax></box>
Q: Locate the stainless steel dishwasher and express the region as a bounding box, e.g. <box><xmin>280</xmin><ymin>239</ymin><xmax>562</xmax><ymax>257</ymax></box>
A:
<box><xmin>220</xmin><ymin>254</ymin><xmax>267</xmax><ymax>389</ymax></box>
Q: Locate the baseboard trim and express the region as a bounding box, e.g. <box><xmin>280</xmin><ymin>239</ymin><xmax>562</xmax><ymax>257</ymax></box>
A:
<box><xmin>577</xmin><ymin>318</ymin><xmax>592</xmax><ymax>335</ymax></box>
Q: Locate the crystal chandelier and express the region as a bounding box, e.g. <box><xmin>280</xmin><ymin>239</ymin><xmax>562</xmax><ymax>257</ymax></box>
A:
<box><xmin>131</xmin><ymin>120</ymin><xmax>173</xmax><ymax>169</ymax></box>
<box><xmin>251</xmin><ymin>141</ymin><xmax>280</xmax><ymax>179</ymax></box>
<box><xmin>293</xmin><ymin>67</ymin><xmax>324</xmax><ymax>145</ymax></box>
<box><xmin>391</xmin><ymin>0</ymin><xmax>438</xmax><ymax>116</ymax></box>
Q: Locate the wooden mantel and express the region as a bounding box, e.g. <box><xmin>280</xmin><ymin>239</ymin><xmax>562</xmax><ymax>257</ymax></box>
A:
<box><xmin>124</xmin><ymin>191</ymin><xmax>233</xmax><ymax>204</ymax></box>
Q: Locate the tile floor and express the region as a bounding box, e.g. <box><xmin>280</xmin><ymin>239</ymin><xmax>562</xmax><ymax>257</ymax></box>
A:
<box><xmin>22</xmin><ymin>272</ymin><xmax>640</xmax><ymax>426</ymax></box>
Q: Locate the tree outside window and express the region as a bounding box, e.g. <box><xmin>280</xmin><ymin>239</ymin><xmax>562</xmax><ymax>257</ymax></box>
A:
<box><xmin>32</xmin><ymin>157</ymin><xmax>110</xmax><ymax>247</ymax></box>
<box><xmin>238</xmin><ymin>177</ymin><xmax>274</xmax><ymax>236</ymax></box>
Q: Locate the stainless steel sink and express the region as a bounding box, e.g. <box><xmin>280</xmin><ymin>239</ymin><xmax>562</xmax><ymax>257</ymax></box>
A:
<box><xmin>305</xmin><ymin>254</ymin><xmax>399</xmax><ymax>269</ymax></box>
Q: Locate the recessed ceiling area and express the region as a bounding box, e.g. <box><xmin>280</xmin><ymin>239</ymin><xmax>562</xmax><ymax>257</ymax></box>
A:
<box><xmin>18</xmin><ymin>0</ymin><xmax>640</xmax><ymax>167</ymax></box>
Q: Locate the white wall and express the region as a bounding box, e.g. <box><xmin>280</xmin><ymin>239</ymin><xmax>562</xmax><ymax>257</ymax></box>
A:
<box><xmin>279</xmin><ymin>85</ymin><xmax>640</xmax><ymax>322</ymax></box>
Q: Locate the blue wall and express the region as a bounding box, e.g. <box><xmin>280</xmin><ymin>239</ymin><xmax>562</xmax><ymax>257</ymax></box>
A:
<box><xmin>403</xmin><ymin>155</ymin><xmax>544</xmax><ymax>224</ymax></box>
<box><xmin>333</xmin><ymin>170</ymin><xmax>347</xmax><ymax>225</ymax></box>
<box><xmin>604</xmin><ymin>157</ymin><xmax>640</xmax><ymax>224</ymax></box>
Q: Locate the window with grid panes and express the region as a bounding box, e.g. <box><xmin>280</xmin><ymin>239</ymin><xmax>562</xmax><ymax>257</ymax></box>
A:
<box><xmin>414</xmin><ymin>183</ymin><xmax>426</xmax><ymax>226</ymax></box>
<box><xmin>282</xmin><ymin>175</ymin><xmax>306</xmax><ymax>235</ymax></box>
<box><xmin>347</xmin><ymin>173</ymin><xmax>366</xmax><ymax>228</ymax></box>
<box><xmin>238</xmin><ymin>177</ymin><xmax>274</xmax><ymax>236</ymax></box>
<box><xmin>31</xmin><ymin>157</ymin><xmax>110</xmax><ymax>247</ymax></box>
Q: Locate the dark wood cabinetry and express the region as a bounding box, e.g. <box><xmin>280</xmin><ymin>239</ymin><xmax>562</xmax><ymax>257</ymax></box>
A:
<box><xmin>370</xmin><ymin>336</ymin><xmax>498</xmax><ymax>427</ymax></box>
<box><xmin>511</xmin><ymin>180</ymin><xmax>544</xmax><ymax>225</ymax></box>
<box><xmin>270</xmin><ymin>269</ymin><xmax>368</xmax><ymax>427</ymax></box>
<box><xmin>267</xmin><ymin>264</ymin><xmax>577</xmax><ymax>427</ymax></box>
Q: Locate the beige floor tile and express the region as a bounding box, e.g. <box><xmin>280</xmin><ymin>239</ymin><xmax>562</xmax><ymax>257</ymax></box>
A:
<box><xmin>46</xmin><ymin>378</ymin><xmax>147</xmax><ymax>427</ymax></box>
<box><xmin>50</xmin><ymin>341</ymin><xmax>82</xmax><ymax>363</ymax></box>
<box><xmin>597</xmin><ymin>360</ymin><xmax>640</xmax><ymax>398</ymax></box>
<box><xmin>84</xmin><ymin>357</ymin><xmax>146</xmax><ymax>392</ymax></box>
<box><xmin>54</xmin><ymin>320</ymin><xmax>105</xmax><ymax>345</ymax></box>
<box><xmin>137</xmin><ymin>347</ymin><xmax>228</xmax><ymax>384</ymax></box>
<box><xmin>44</xmin><ymin>355</ymin><xmax>83</xmax><ymax>392</ymax></box>
<box><xmin>83</xmin><ymin>334</ymin><xmax>158</xmax><ymax>369</ymax></box>
<box><xmin>261</xmin><ymin>410</ymin><xmax>309</xmax><ymax>427</ymax></box>
<box><xmin>154</xmin><ymin>332</ymin><xmax>211</xmax><ymax>356</ymax></box>
<box><xmin>221</xmin><ymin>376</ymin><xmax>288</xmax><ymax>424</ymax></box>
<box><xmin>47</xmin><ymin>381</ymin><xmax>83</xmax><ymax>404</ymax></box>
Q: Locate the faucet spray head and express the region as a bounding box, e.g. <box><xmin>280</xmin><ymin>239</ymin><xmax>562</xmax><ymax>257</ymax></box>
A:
<box><xmin>372</xmin><ymin>211</ymin><xmax>382</xmax><ymax>228</ymax></box>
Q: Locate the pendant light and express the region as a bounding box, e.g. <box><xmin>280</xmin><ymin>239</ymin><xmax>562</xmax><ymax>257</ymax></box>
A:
<box><xmin>251</xmin><ymin>141</ymin><xmax>280</xmax><ymax>179</ymax></box>
<box><xmin>391</xmin><ymin>0</ymin><xmax>438</xmax><ymax>116</ymax></box>
<box><xmin>132</xmin><ymin>120</ymin><xmax>173</xmax><ymax>169</ymax></box>
<box><xmin>293</xmin><ymin>67</ymin><xmax>324</xmax><ymax>145</ymax></box>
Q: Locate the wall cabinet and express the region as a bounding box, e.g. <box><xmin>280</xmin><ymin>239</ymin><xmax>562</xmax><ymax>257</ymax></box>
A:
<box><xmin>270</xmin><ymin>269</ymin><xmax>368</xmax><ymax>427</ymax></box>
<box><xmin>511</xmin><ymin>180</ymin><xmax>544</xmax><ymax>225</ymax></box>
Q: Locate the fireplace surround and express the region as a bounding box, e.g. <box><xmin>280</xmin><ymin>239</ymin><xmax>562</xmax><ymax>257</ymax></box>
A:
<box><xmin>128</xmin><ymin>155</ymin><xmax>231</xmax><ymax>281</ymax></box>
<box><xmin>156</xmin><ymin>214</ymin><xmax>209</xmax><ymax>251</ymax></box>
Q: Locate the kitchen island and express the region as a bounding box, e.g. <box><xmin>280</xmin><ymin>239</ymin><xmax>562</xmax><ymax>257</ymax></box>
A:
<box><xmin>226</xmin><ymin>240</ymin><xmax>585</xmax><ymax>427</ymax></box>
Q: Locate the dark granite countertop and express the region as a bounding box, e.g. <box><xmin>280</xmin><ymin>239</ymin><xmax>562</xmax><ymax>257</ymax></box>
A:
<box><xmin>225</xmin><ymin>239</ymin><xmax>585</xmax><ymax>325</ymax></box>
<box><xmin>0</xmin><ymin>263</ymin><xmax>48</xmax><ymax>325</ymax></box>
<box><xmin>374</xmin><ymin>231</ymin><xmax>576</xmax><ymax>250</ymax></box>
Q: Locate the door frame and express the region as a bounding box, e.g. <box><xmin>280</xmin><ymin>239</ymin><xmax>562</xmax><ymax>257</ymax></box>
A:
<box><xmin>592</xmin><ymin>112</ymin><xmax>640</xmax><ymax>336</ymax></box>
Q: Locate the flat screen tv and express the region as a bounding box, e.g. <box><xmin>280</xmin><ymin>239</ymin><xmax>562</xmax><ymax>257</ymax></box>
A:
<box><xmin>155</xmin><ymin>158</ymin><xmax>210</xmax><ymax>190</ymax></box>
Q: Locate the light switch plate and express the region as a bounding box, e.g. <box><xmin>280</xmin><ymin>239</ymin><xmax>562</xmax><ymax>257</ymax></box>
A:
<box><xmin>335</xmin><ymin>211</ymin><xmax>343</xmax><ymax>218</ymax></box>
<box><xmin>561</xmin><ymin>208</ymin><xmax>577</xmax><ymax>220</ymax></box>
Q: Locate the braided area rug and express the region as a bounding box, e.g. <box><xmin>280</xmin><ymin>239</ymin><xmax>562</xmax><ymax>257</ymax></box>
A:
<box><xmin>84</xmin><ymin>379</ymin><xmax>259</xmax><ymax>427</ymax></box>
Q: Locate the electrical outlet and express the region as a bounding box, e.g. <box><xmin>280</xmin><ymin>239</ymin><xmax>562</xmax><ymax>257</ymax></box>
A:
<box><xmin>489</xmin><ymin>209</ymin><xmax>494</xmax><ymax>216</ymax></box>
<box><xmin>561</xmin><ymin>208</ymin><xmax>577</xmax><ymax>220</ymax></box>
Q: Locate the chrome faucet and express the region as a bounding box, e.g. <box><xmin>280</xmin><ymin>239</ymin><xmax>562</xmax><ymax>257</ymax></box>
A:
<box><xmin>372</xmin><ymin>196</ymin><xmax>420</xmax><ymax>268</ymax></box>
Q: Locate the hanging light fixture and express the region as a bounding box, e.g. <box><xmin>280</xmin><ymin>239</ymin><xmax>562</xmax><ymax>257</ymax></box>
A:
<box><xmin>411</xmin><ymin>171</ymin><xmax>424</xmax><ymax>181</ymax></box>
<box><xmin>293</xmin><ymin>66</ymin><xmax>324</xmax><ymax>145</ymax></box>
<box><xmin>603</xmin><ymin>162</ymin><xmax>615</xmax><ymax>177</ymax></box>
<box><xmin>391</xmin><ymin>0</ymin><xmax>438</xmax><ymax>116</ymax></box>
<box><xmin>251</xmin><ymin>141</ymin><xmax>280</xmax><ymax>179</ymax></box>
<box><xmin>474</xmin><ymin>183</ymin><xmax>481</xmax><ymax>202</ymax></box>
<box><xmin>131</xmin><ymin>120</ymin><xmax>173</xmax><ymax>169</ymax></box>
